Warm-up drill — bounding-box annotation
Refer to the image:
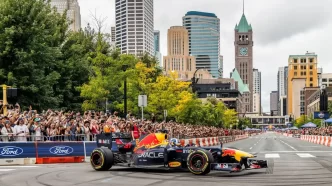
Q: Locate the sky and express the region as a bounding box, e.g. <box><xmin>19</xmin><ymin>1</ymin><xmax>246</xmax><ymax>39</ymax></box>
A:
<box><xmin>78</xmin><ymin>0</ymin><xmax>332</xmax><ymax>112</ymax></box>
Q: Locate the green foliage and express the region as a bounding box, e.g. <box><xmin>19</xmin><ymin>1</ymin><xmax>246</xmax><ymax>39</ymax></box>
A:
<box><xmin>0</xmin><ymin>0</ymin><xmax>69</xmax><ymax>110</ymax></box>
<box><xmin>294</xmin><ymin>115</ymin><xmax>321</xmax><ymax>128</ymax></box>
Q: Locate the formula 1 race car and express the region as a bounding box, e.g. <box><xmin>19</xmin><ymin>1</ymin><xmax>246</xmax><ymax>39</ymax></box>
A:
<box><xmin>90</xmin><ymin>130</ymin><xmax>267</xmax><ymax>175</ymax></box>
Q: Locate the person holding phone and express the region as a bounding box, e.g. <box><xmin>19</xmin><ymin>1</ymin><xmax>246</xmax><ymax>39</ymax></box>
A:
<box><xmin>13</xmin><ymin>118</ymin><xmax>29</xmax><ymax>142</ymax></box>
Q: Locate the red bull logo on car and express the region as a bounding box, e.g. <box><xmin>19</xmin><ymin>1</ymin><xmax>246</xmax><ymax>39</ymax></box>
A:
<box><xmin>134</xmin><ymin>133</ymin><xmax>167</xmax><ymax>152</ymax></box>
<box><xmin>222</xmin><ymin>149</ymin><xmax>236</xmax><ymax>157</ymax></box>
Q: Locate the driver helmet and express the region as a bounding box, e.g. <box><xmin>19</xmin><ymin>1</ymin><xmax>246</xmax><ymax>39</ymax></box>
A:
<box><xmin>170</xmin><ymin>138</ymin><xmax>179</xmax><ymax>145</ymax></box>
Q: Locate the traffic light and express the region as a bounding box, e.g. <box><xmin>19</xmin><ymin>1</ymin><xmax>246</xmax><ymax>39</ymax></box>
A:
<box><xmin>7</xmin><ymin>88</ymin><xmax>18</xmax><ymax>98</ymax></box>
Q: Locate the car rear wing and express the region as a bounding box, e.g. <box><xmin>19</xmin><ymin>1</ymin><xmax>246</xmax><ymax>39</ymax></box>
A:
<box><xmin>96</xmin><ymin>132</ymin><xmax>132</xmax><ymax>149</ymax></box>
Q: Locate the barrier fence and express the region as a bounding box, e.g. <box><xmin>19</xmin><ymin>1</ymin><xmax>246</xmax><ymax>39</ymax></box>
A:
<box><xmin>0</xmin><ymin>134</ymin><xmax>250</xmax><ymax>165</ymax></box>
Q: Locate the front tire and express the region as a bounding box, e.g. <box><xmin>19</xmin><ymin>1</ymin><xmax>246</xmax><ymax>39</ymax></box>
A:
<box><xmin>187</xmin><ymin>149</ymin><xmax>214</xmax><ymax>175</ymax></box>
<box><xmin>90</xmin><ymin>148</ymin><xmax>114</xmax><ymax>171</ymax></box>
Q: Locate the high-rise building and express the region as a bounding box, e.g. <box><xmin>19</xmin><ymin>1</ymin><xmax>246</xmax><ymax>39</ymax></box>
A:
<box><xmin>287</xmin><ymin>52</ymin><xmax>319</xmax><ymax>118</ymax></box>
<box><xmin>318</xmin><ymin>68</ymin><xmax>323</xmax><ymax>87</ymax></box>
<box><xmin>183</xmin><ymin>11</ymin><xmax>221</xmax><ymax>78</ymax></box>
<box><xmin>270</xmin><ymin>91</ymin><xmax>278</xmax><ymax>115</ymax></box>
<box><xmin>115</xmin><ymin>0</ymin><xmax>154</xmax><ymax>56</ymax></box>
<box><xmin>219</xmin><ymin>55</ymin><xmax>223</xmax><ymax>78</ymax></box>
<box><xmin>154</xmin><ymin>31</ymin><xmax>160</xmax><ymax>53</ymax></box>
<box><xmin>253</xmin><ymin>69</ymin><xmax>261</xmax><ymax>114</ymax></box>
<box><xmin>321</xmin><ymin>73</ymin><xmax>332</xmax><ymax>88</ymax></box>
<box><xmin>111</xmin><ymin>27</ymin><xmax>116</xmax><ymax>42</ymax></box>
<box><xmin>163</xmin><ymin>26</ymin><xmax>212</xmax><ymax>80</ymax></box>
<box><xmin>234</xmin><ymin>12</ymin><xmax>253</xmax><ymax>113</ymax></box>
<box><xmin>277</xmin><ymin>66</ymin><xmax>288</xmax><ymax>115</ymax></box>
<box><xmin>154</xmin><ymin>30</ymin><xmax>162</xmax><ymax>66</ymax></box>
<box><xmin>50</xmin><ymin>0</ymin><xmax>81</xmax><ymax>31</ymax></box>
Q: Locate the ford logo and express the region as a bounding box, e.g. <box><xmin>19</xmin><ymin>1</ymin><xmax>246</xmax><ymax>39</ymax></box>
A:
<box><xmin>49</xmin><ymin>146</ymin><xmax>74</xmax><ymax>156</ymax></box>
<box><xmin>0</xmin><ymin>146</ymin><xmax>24</xmax><ymax>157</ymax></box>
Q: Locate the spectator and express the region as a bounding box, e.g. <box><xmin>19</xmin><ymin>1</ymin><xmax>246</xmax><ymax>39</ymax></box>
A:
<box><xmin>13</xmin><ymin>118</ymin><xmax>29</xmax><ymax>142</ymax></box>
<box><xmin>1</xmin><ymin>121</ymin><xmax>15</xmax><ymax>142</ymax></box>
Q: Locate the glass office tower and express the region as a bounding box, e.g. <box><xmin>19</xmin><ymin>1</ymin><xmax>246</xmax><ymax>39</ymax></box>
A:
<box><xmin>183</xmin><ymin>11</ymin><xmax>220</xmax><ymax>78</ymax></box>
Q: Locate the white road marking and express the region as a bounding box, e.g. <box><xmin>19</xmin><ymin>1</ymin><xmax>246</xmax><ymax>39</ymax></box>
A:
<box><xmin>265</xmin><ymin>154</ymin><xmax>280</xmax><ymax>158</ymax></box>
<box><xmin>279</xmin><ymin>140</ymin><xmax>298</xmax><ymax>151</ymax></box>
<box><xmin>296</xmin><ymin>153</ymin><xmax>315</xmax><ymax>158</ymax></box>
<box><xmin>0</xmin><ymin>166</ymin><xmax>38</xmax><ymax>168</ymax></box>
<box><xmin>249</xmin><ymin>147</ymin><xmax>253</xmax><ymax>150</ymax></box>
<box><xmin>0</xmin><ymin>169</ymin><xmax>15</xmax><ymax>172</ymax></box>
<box><xmin>250</xmin><ymin>151</ymin><xmax>332</xmax><ymax>153</ymax></box>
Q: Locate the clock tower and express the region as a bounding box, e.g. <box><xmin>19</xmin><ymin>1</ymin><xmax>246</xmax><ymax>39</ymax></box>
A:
<box><xmin>234</xmin><ymin>13</ymin><xmax>253</xmax><ymax>113</ymax></box>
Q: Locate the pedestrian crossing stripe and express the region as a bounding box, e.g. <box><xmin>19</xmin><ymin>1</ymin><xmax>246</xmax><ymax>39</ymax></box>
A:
<box><xmin>265</xmin><ymin>154</ymin><xmax>280</xmax><ymax>158</ymax></box>
<box><xmin>0</xmin><ymin>169</ymin><xmax>15</xmax><ymax>172</ymax></box>
<box><xmin>296</xmin><ymin>153</ymin><xmax>315</xmax><ymax>158</ymax></box>
<box><xmin>263</xmin><ymin>153</ymin><xmax>317</xmax><ymax>158</ymax></box>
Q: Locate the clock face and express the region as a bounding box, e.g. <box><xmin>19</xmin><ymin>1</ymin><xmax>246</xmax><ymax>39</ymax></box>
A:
<box><xmin>239</xmin><ymin>47</ymin><xmax>248</xmax><ymax>56</ymax></box>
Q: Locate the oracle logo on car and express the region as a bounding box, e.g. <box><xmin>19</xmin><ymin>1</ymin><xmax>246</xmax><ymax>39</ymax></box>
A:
<box><xmin>49</xmin><ymin>146</ymin><xmax>74</xmax><ymax>156</ymax></box>
<box><xmin>168</xmin><ymin>161</ymin><xmax>181</xmax><ymax>168</ymax></box>
<box><xmin>0</xmin><ymin>146</ymin><xmax>24</xmax><ymax>157</ymax></box>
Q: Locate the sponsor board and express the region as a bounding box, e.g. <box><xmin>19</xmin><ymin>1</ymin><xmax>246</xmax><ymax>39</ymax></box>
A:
<box><xmin>0</xmin><ymin>146</ymin><xmax>24</xmax><ymax>157</ymax></box>
<box><xmin>49</xmin><ymin>146</ymin><xmax>74</xmax><ymax>156</ymax></box>
<box><xmin>168</xmin><ymin>161</ymin><xmax>181</xmax><ymax>167</ymax></box>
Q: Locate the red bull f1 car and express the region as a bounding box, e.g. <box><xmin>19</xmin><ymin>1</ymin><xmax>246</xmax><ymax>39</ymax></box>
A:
<box><xmin>90</xmin><ymin>130</ymin><xmax>267</xmax><ymax>175</ymax></box>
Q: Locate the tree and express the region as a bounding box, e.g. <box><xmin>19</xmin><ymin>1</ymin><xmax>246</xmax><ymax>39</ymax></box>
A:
<box><xmin>146</xmin><ymin>71</ymin><xmax>192</xmax><ymax>120</ymax></box>
<box><xmin>55</xmin><ymin>28</ymin><xmax>95</xmax><ymax>111</ymax></box>
<box><xmin>0</xmin><ymin>0</ymin><xmax>69</xmax><ymax>110</ymax></box>
<box><xmin>328</xmin><ymin>101</ymin><xmax>332</xmax><ymax>116</ymax></box>
<box><xmin>222</xmin><ymin>109</ymin><xmax>238</xmax><ymax>129</ymax></box>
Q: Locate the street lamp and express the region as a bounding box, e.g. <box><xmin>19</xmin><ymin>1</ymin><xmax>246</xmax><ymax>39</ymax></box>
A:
<box><xmin>122</xmin><ymin>64</ymin><xmax>129</xmax><ymax>118</ymax></box>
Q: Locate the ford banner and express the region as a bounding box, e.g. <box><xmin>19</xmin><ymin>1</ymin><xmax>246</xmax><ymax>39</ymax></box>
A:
<box><xmin>37</xmin><ymin>142</ymin><xmax>84</xmax><ymax>157</ymax></box>
<box><xmin>0</xmin><ymin>143</ymin><xmax>36</xmax><ymax>159</ymax></box>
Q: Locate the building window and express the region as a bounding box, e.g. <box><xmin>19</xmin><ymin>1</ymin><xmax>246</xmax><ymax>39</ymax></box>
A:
<box><xmin>310</xmin><ymin>58</ymin><xmax>314</xmax><ymax>63</ymax></box>
<box><xmin>294</xmin><ymin>66</ymin><xmax>297</xmax><ymax>70</ymax></box>
<box><xmin>310</xmin><ymin>83</ymin><xmax>313</xmax><ymax>87</ymax></box>
<box><xmin>294</xmin><ymin>59</ymin><xmax>298</xmax><ymax>63</ymax></box>
<box><xmin>310</xmin><ymin>71</ymin><xmax>313</xmax><ymax>75</ymax></box>
<box><xmin>303</xmin><ymin>71</ymin><xmax>306</xmax><ymax>75</ymax></box>
<box><xmin>301</xmin><ymin>58</ymin><xmax>306</xmax><ymax>63</ymax></box>
<box><xmin>310</xmin><ymin>65</ymin><xmax>313</xmax><ymax>70</ymax></box>
<box><xmin>294</xmin><ymin>72</ymin><xmax>297</xmax><ymax>76</ymax></box>
<box><xmin>310</xmin><ymin>77</ymin><xmax>313</xmax><ymax>81</ymax></box>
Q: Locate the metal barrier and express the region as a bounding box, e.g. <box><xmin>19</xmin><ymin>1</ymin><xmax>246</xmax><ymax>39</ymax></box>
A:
<box><xmin>0</xmin><ymin>134</ymin><xmax>94</xmax><ymax>142</ymax></box>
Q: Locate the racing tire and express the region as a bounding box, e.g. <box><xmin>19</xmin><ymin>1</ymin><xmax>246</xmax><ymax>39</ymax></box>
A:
<box><xmin>90</xmin><ymin>147</ymin><xmax>114</xmax><ymax>171</ymax></box>
<box><xmin>187</xmin><ymin>149</ymin><xmax>214</xmax><ymax>175</ymax></box>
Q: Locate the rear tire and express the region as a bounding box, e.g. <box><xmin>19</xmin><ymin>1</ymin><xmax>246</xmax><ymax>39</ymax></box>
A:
<box><xmin>187</xmin><ymin>149</ymin><xmax>214</xmax><ymax>175</ymax></box>
<box><xmin>90</xmin><ymin>147</ymin><xmax>114</xmax><ymax>171</ymax></box>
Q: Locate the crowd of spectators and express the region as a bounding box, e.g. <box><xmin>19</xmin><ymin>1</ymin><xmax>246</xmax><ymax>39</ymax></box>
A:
<box><xmin>286</xmin><ymin>127</ymin><xmax>332</xmax><ymax>136</ymax></box>
<box><xmin>0</xmin><ymin>104</ymin><xmax>253</xmax><ymax>142</ymax></box>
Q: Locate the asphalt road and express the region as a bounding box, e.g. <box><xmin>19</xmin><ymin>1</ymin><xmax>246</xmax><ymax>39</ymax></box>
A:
<box><xmin>1</xmin><ymin>132</ymin><xmax>332</xmax><ymax>186</ymax></box>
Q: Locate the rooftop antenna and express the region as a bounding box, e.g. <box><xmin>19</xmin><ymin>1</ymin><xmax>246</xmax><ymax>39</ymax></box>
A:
<box><xmin>243</xmin><ymin>0</ymin><xmax>245</xmax><ymax>14</ymax></box>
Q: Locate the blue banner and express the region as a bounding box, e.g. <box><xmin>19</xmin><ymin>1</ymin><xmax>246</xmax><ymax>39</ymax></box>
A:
<box><xmin>313</xmin><ymin>111</ymin><xmax>330</xmax><ymax>119</ymax></box>
<box><xmin>0</xmin><ymin>143</ymin><xmax>36</xmax><ymax>159</ymax></box>
<box><xmin>37</xmin><ymin>142</ymin><xmax>84</xmax><ymax>157</ymax></box>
